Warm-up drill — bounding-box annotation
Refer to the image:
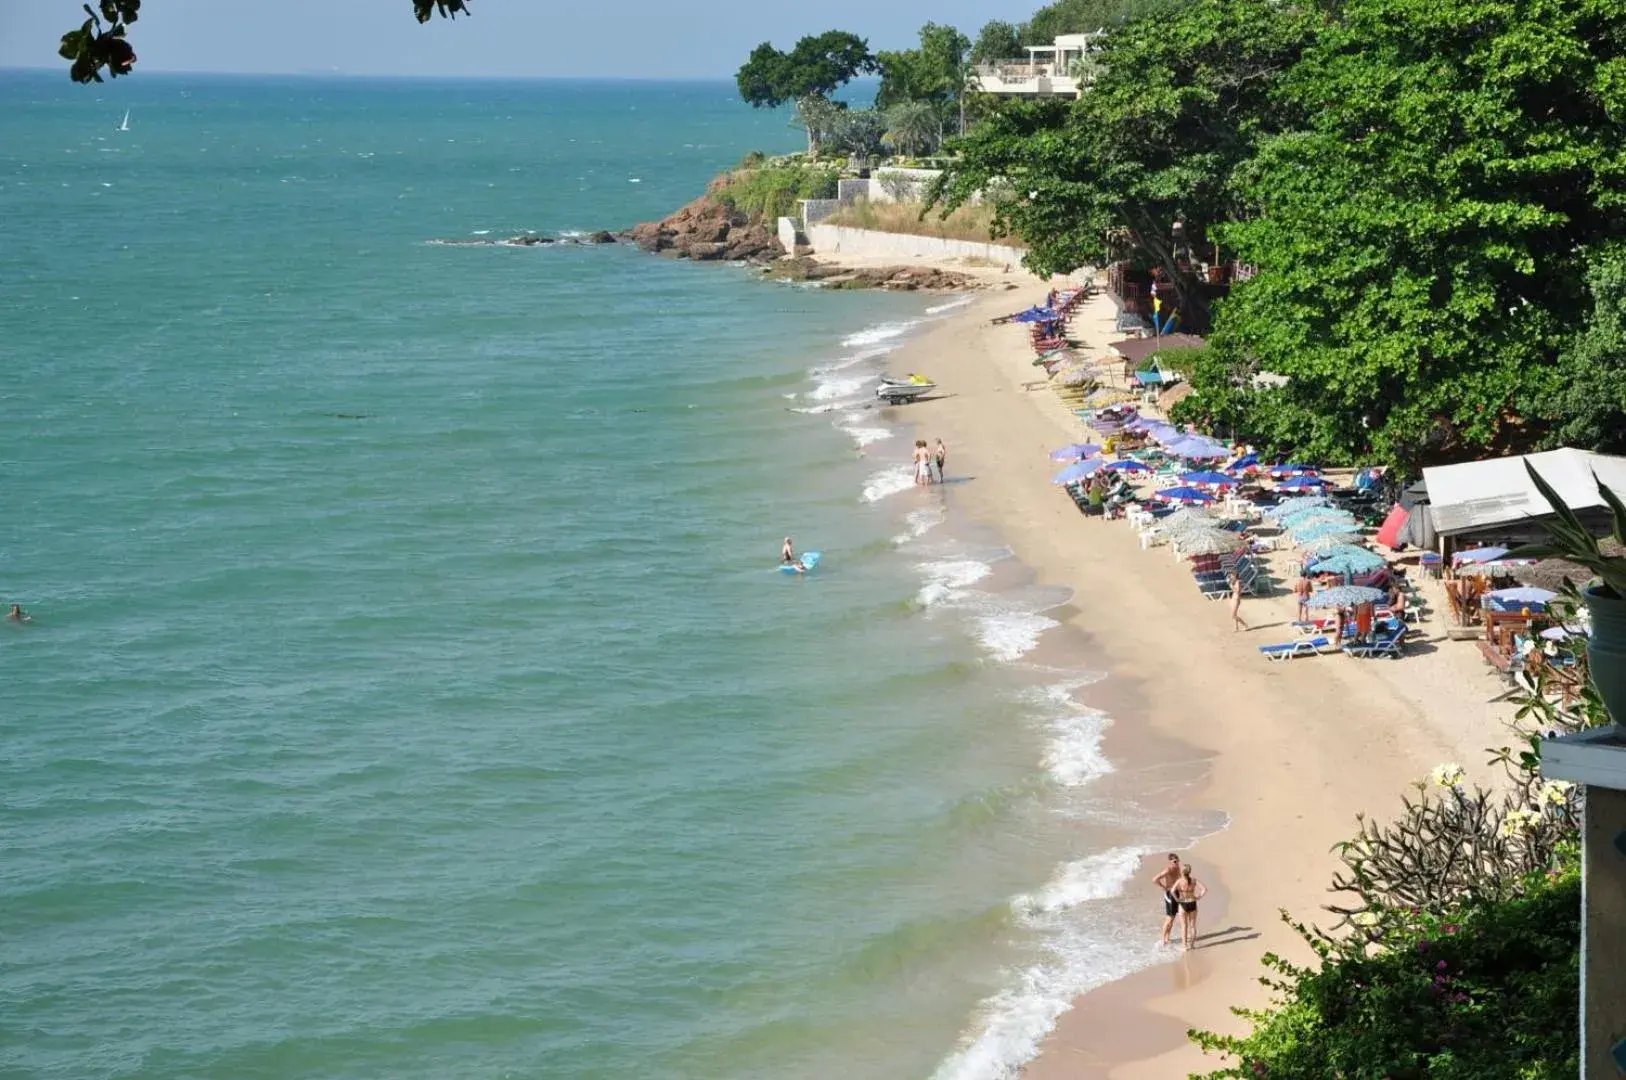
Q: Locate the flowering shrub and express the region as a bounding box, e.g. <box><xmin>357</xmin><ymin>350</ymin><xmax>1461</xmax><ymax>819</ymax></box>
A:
<box><xmin>1191</xmin><ymin>863</ymin><xmax>1579</xmax><ymax>1078</ymax></box>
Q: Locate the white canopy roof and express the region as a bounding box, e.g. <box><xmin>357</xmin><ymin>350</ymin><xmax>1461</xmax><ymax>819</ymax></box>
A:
<box><xmin>1423</xmin><ymin>448</ymin><xmax>1626</xmax><ymax>537</ymax></box>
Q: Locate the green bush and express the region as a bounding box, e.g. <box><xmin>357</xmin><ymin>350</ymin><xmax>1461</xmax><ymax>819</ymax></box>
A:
<box><xmin>716</xmin><ymin>164</ymin><xmax>839</xmax><ymax>220</ymax></box>
<box><xmin>1192</xmin><ymin>862</ymin><xmax>1579</xmax><ymax>1079</ymax></box>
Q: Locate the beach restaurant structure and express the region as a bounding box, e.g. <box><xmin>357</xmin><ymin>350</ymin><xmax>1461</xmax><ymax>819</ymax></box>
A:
<box><xmin>1421</xmin><ymin>448</ymin><xmax>1626</xmax><ymax>546</ymax></box>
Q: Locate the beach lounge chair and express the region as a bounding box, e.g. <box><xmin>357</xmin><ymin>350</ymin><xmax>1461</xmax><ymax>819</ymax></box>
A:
<box><xmin>1259</xmin><ymin>636</ymin><xmax>1335</xmax><ymax>661</ymax></box>
<box><xmin>1344</xmin><ymin>626</ymin><xmax>1408</xmax><ymax>659</ymax></box>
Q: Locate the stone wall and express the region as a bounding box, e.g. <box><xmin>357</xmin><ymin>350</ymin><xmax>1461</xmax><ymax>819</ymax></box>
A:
<box><xmin>806</xmin><ymin>224</ymin><xmax>1026</xmax><ymax>269</ymax></box>
<box><xmin>777</xmin><ymin>217</ymin><xmax>799</xmax><ymax>256</ymax></box>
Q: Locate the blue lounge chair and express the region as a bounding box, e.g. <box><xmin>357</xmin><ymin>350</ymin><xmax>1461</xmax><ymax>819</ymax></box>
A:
<box><xmin>1259</xmin><ymin>636</ymin><xmax>1334</xmax><ymax>661</ymax></box>
<box><xmin>1344</xmin><ymin>626</ymin><xmax>1408</xmax><ymax>659</ymax></box>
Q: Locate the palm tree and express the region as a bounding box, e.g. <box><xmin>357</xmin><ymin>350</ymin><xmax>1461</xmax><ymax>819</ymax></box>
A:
<box><xmin>884</xmin><ymin>101</ymin><xmax>943</xmax><ymax>158</ymax></box>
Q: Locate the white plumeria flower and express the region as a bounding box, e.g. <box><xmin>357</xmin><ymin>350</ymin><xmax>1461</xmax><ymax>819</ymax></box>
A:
<box><xmin>1539</xmin><ymin>781</ymin><xmax>1574</xmax><ymax>806</ymax></box>
<box><xmin>1430</xmin><ymin>763</ymin><xmax>1466</xmax><ymax>788</ymax></box>
<box><xmin>1353</xmin><ymin>911</ymin><xmax>1379</xmax><ymax>927</ymax></box>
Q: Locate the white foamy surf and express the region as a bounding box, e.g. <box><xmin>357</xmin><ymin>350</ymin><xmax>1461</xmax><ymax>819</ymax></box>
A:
<box><xmin>842</xmin><ymin>319</ymin><xmax>922</xmax><ymax>349</ymax></box>
<box><xmin>975</xmin><ymin>611</ymin><xmax>1061</xmax><ymax>663</ymax></box>
<box><xmin>926</xmin><ymin>296</ymin><xmax>975</xmax><ymax>315</ymax></box>
<box><xmin>862</xmin><ymin>464</ymin><xmax>916</xmax><ymax>504</ymax></box>
<box><xmin>914</xmin><ymin>558</ymin><xmax>995</xmax><ymax>608</ymax></box>
<box><xmin>931</xmin><ymin>847</ymin><xmax>1155</xmax><ymax>1080</ymax></box>
<box><xmin>894</xmin><ymin>506</ymin><xmax>947</xmax><ymax>545</ymax></box>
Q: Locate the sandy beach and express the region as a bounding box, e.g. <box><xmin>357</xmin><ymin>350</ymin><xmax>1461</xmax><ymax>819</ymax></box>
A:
<box><xmin>863</xmin><ymin>273</ymin><xmax>1524</xmax><ymax>1077</ymax></box>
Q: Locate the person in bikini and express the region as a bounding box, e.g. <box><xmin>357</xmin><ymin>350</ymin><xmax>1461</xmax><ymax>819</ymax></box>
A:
<box><xmin>1152</xmin><ymin>853</ymin><xmax>1182</xmax><ymax>946</ymax></box>
<box><xmin>1174</xmin><ymin>863</ymin><xmax>1208</xmax><ymax>951</ymax></box>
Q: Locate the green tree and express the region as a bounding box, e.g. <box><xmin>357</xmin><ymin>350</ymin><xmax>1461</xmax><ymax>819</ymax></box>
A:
<box><xmin>1021</xmin><ymin>0</ymin><xmax>1182</xmax><ymax>43</ymax></box>
<box><xmin>736</xmin><ymin>31</ymin><xmax>876</xmax><ymax>157</ymax></box>
<box><xmin>884</xmin><ymin>101</ymin><xmax>943</xmax><ymax>158</ymax></box>
<box><xmin>1544</xmin><ymin>245</ymin><xmax>1626</xmax><ymax>454</ymax></box>
<box><xmin>875</xmin><ymin>23</ymin><xmax>972</xmax><ymax>133</ymax></box>
<box><xmin>937</xmin><ymin>0</ymin><xmax>1321</xmax><ymax>319</ymax></box>
<box><xmin>827</xmin><ymin>109</ymin><xmax>888</xmax><ymax>160</ymax></box>
<box><xmin>970</xmin><ymin>20</ymin><xmax>1023</xmax><ymax>64</ymax></box>
<box><xmin>59</xmin><ymin>1</ymin><xmax>470</xmax><ymax>83</ymax></box>
<box><xmin>1210</xmin><ymin>0</ymin><xmax>1626</xmax><ymax>469</ymax></box>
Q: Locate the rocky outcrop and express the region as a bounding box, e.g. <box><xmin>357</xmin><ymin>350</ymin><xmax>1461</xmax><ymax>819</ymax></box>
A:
<box><xmin>426</xmin><ymin>233</ymin><xmax>615</xmax><ymax>247</ymax></box>
<box><xmin>763</xmin><ymin>257</ymin><xmax>983</xmax><ymax>292</ymax></box>
<box><xmin>622</xmin><ymin>195</ymin><xmax>783</xmax><ymax>263</ymax></box>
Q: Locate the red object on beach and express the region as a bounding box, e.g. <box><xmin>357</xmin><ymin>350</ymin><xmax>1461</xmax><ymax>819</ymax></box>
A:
<box><xmin>1375</xmin><ymin>505</ymin><xmax>1409</xmax><ymax>550</ymax></box>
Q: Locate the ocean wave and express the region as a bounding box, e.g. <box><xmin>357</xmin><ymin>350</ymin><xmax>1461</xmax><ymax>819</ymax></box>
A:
<box><xmin>840</xmin><ymin>421</ymin><xmax>894</xmax><ymax>448</ymax></box>
<box><xmin>974</xmin><ymin>612</ymin><xmax>1059</xmax><ymax>663</ymax></box>
<box><xmin>933</xmin><ymin>847</ymin><xmax>1154</xmax><ymax>1080</ymax></box>
<box><xmin>926</xmin><ymin>296</ymin><xmax>975</xmax><ymax>315</ymax></box>
<box><xmin>914</xmin><ymin>559</ymin><xmax>994</xmax><ymax>608</ymax></box>
<box><xmin>1028</xmin><ymin>681</ymin><xmax>1114</xmax><ymax>789</ymax></box>
<box><xmin>894</xmin><ymin>506</ymin><xmax>946</xmax><ymax>545</ymax></box>
<box><xmin>812</xmin><ymin>347</ymin><xmax>893</xmax><ymax>375</ymax></box>
<box><xmin>842</xmin><ymin>319</ymin><xmax>922</xmax><ymax>349</ymax></box>
<box><xmin>862</xmin><ymin>464</ymin><xmax>916</xmax><ymax>503</ymax></box>
<box><xmin>808</xmin><ymin>374</ymin><xmax>875</xmax><ymax>403</ymax></box>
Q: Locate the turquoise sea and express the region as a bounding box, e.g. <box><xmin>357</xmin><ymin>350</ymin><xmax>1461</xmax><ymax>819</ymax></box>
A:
<box><xmin>2</xmin><ymin>73</ymin><xmax>1210</xmax><ymax>1079</ymax></box>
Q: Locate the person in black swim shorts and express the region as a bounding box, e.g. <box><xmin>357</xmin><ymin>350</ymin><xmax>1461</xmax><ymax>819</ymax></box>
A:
<box><xmin>1152</xmin><ymin>853</ymin><xmax>1181</xmax><ymax>946</ymax></box>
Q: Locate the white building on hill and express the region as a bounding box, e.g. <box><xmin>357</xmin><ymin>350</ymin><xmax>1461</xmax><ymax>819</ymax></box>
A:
<box><xmin>972</xmin><ymin>32</ymin><xmax>1106</xmax><ymax>99</ymax></box>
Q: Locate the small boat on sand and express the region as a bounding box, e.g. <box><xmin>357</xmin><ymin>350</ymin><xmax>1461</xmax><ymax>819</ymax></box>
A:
<box><xmin>876</xmin><ymin>375</ymin><xmax>936</xmax><ymax>405</ymax></box>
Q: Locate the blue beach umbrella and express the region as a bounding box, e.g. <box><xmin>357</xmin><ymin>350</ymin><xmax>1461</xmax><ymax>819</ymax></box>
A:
<box><xmin>1226</xmin><ymin>452</ymin><xmax>1260</xmax><ymax>473</ymax></box>
<box><xmin>1282</xmin><ymin>510</ymin><xmax>1356</xmax><ymax>531</ymax></box>
<box><xmin>1014</xmin><ymin>306</ymin><xmax>1060</xmax><ymax>323</ymax></box>
<box><xmin>1310</xmin><ymin>551</ymin><xmax>1387</xmax><ymax>576</ymax></box>
<box><xmin>1050</xmin><ymin>443</ymin><xmax>1104</xmax><ymax>461</ymax></box>
<box><xmin>1154</xmin><ymin>485</ymin><xmax>1217</xmax><ymax>505</ymax></box>
<box><xmin>1053</xmin><ymin>457</ymin><xmax>1106</xmax><ymax>484</ymax></box>
<box><xmin>1278</xmin><ymin>476</ymin><xmax>1331</xmax><ymax>492</ymax></box>
<box><xmin>1269</xmin><ymin>464</ymin><xmax>1321</xmax><ymax>479</ymax></box>
<box><xmin>1104</xmin><ymin>459</ymin><xmax>1152</xmax><ymax>474</ymax></box>
<box><xmin>1454</xmin><ymin>546</ymin><xmax>1511</xmax><ymax>566</ymax></box>
<box><xmin>1179</xmin><ymin>470</ymin><xmax>1235</xmax><ymax>486</ymax></box>
<box><xmin>1302</xmin><ymin>542</ymin><xmax>1374</xmax><ymax>561</ymax></box>
<box><xmin>1306</xmin><ymin>585</ymin><xmax>1387</xmax><ymax>609</ymax></box>
<box><xmin>1168</xmin><ymin>438</ymin><xmax>1229</xmax><ymax>461</ymax></box>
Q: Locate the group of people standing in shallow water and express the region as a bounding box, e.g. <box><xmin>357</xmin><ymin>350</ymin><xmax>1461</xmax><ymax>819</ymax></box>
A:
<box><xmin>913</xmin><ymin>438</ymin><xmax>947</xmax><ymax>486</ymax></box>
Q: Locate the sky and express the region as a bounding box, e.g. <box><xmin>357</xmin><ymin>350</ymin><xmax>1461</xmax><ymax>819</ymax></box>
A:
<box><xmin>0</xmin><ymin>1</ymin><xmax>1028</xmax><ymax>79</ymax></box>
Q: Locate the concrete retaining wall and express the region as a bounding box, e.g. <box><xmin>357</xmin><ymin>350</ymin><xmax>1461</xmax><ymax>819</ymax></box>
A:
<box><xmin>777</xmin><ymin>216</ymin><xmax>799</xmax><ymax>255</ymax></box>
<box><xmin>806</xmin><ymin>224</ymin><xmax>1026</xmax><ymax>268</ymax></box>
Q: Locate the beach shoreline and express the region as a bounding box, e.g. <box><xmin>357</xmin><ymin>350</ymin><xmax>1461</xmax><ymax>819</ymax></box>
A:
<box><xmin>856</xmin><ymin>275</ymin><xmax>1526</xmax><ymax>1078</ymax></box>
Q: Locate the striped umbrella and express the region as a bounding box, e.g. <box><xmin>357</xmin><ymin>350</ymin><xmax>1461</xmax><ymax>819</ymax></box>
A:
<box><xmin>1154</xmin><ymin>485</ymin><xmax>1218</xmax><ymax>505</ymax></box>
<box><xmin>1178</xmin><ymin>529</ymin><xmax>1248</xmax><ymax>555</ymax></box>
<box><xmin>1306</xmin><ymin>585</ymin><xmax>1387</xmax><ymax>609</ymax></box>
<box><xmin>1281</xmin><ymin>508</ymin><xmax>1356</xmax><ymax>529</ymax></box>
<box><xmin>1302</xmin><ymin>542</ymin><xmax>1375</xmax><ymax>561</ymax></box>
<box><xmin>1264</xmin><ymin>496</ymin><xmax>1331</xmax><ymax>519</ymax></box>
<box><xmin>1299</xmin><ymin>536</ymin><xmax>1367</xmax><ymax>555</ymax></box>
<box><xmin>1290</xmin><ymin>522</ymin><xmax>1362</xmax><ymax>544</ymax></box>
<box><xmin>1309</xmin><ymin>551</ymin><xmax>1387</xmax><ymax>576</ymax></box>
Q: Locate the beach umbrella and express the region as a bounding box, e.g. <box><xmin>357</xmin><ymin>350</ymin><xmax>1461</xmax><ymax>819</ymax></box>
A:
<box><xmin>1059</xmin><ymin>367</ymin><xmax>1096</xmax><ymax>388</ymax></box>
<box><xmin>1154</xmin><ymin>485</ymin><xmax>1218</xmax><ymax>505</ymax></box>
<box><xmin>1282</xmin><ymin>513</ymin><xmax>1357</xmax><ymax>534</ymax></box>
<box><xmin>1278</xmin><ymin>476</ymin><xmax>1331</xmax><ymax>492</ymax></box>
<box><xmin>1310</xmin><ymin>551</ymin><xmax>1388</xmax><ymax>576</ymax></box>
<box><xmin>1053</xmin><ymin>458</ymin><xmax>1105</xmax><ymax>484</ymax></box>
<box><xmin>1103</xmin><ymin>459</ymin><xmax>1152</xmax><ymax>474</ymax></box>
<box><xmin>1226</xmin><ymin>452</ymin><xmax>1260</xmax><ymax>474</ymax></box>
<box><xmin>1163</xmin><ymin>516</ymin><xmax>1226</xmax><ymax>541</ymax></box>
<box><xmin>1485</xmin><ymin>586</ymin><xmax>1558</xmax><ymax>607</ymax></box>
<box><xmin>1454</xmin><ymin>546</ymin><xmax>1511</xmax><ymax>566</ymax></box>
<box><xmin>1178</xmin><ymin>529</ymin><xmax>1248</xmax><ymax>555</ymax></box>
<box><xmin>1290</xmin><ymin>522</ymin><xmax>1361</xmax><ymax>543</ymax></box>
<box><xmin>1541</xmin><ymin>625</ymin><xmax>1585</xmax><ymax>642</ymax></box>
<box><xmin>1050</xmin><ymin>443</ymin><xmax>1103</xmax><ymax>462</ymax></box>
<box><xmin>1268</xmin><ymin>464</ymin><xmax>1321</xmax><ymax>479</ymax></box>
<box><xmin>1306</xmin><ymin>585</ymin><xmax>1387</xmax><ymax>609</ymax></box>
<box><xmin>1299</xmin><ymin>536</ymin><xmax>1366</xmax><ymax>555</ymax></box>
<box><xmin>1179</xmin><ymin>470</ymin><xmax>1235</xmax><ymax>487</ymax></box>
<box><xmin>1264</xmin><ymin>496</ymin><xmax>1330</xmax><ymax>519</ymax></box>
<box><xmin>1161</xmin><ymin>506</ymin><xmax>1215</xmax><ymax>527</ymax></box>
<box><xmin>1280</xmin><ymin>505</ymin><xmax>1354</xmax><ymax>525</ymax></box>
<box><xmin>1168</xmin><ymin>439</ymin><xmax>1229</xmax><ymax>461</ymax></box>
<box><xmin>1303</xmin><ymin>542</ymin><xmax>1374</xmax><ymax>562</ymax></box>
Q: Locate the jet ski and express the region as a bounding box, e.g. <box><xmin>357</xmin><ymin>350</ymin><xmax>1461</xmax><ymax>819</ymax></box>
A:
<box><xmin>876</xmin><ymin>374</ymin><xmax>937</xmax><ymax>405</ymax></box>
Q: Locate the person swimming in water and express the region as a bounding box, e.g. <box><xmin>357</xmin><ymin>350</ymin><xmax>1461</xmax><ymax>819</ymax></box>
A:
<box><xmin>782</xmin><ymin>538</ymin><xmax>805</xmax><ymax>573</ymax></box>
<box><xmin>7</xmin><ymin>604</ymin><xmax>30</xmax><ymax>624</ymax></box>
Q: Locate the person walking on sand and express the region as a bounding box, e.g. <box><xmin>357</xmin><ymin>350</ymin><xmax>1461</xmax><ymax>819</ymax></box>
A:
<box><xmin>1174</xmin><ymin>863</ymin><xmax>1207</xmax><ymax>950</ymax></box>
<box><xmin>933</xmin><ymin>438</ymin><xmax>947</xmax><ymax>484</ymax></box>
<box><xmin>1152</xmin><ymin>853</ymin><xmax>1182</xmax><ymax>946</ymax></box>
<box><xmin>1228</xmin><ymin>572</ymin><xmax>1248</xmax><ymax>631</ymax></box>
<box><xmin>1293</xmin><ymin>571</ymin><xmax>1313</xmax><ymax>624</ymax></box>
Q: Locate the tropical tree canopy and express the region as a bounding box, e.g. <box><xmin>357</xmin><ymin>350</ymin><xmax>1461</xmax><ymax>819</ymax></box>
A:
<box><xmin>60</xmin><ymin>0</ymin><xmax>471</xmax><ymax>83</ymax></box>
<box><xmin>884</xmin><ymin>101</ymin><xmax>944</xmax><ymax>157</ymax></box>
<box><xmin>875</xmin><ymin>22</ymin><xmax>971</xmax><ymax>118</ymax></box>
<box><xmin>736</xmin><ymin>30</ymin><xmax>876</xmax><ymax>156</ymax></box>
<box><xmin>970</xmin><ymin>20</ymin><xmax>1023</xmax><ymax>64</ymax></box>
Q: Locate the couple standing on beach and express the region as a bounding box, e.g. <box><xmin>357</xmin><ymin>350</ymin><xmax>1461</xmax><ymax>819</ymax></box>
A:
<box><xmin>1154</xmin><ymin>853</ymin><xmax>1207</xmax><ymax>951</ymax></box>
<box><xmin>913</xmin><ymin>438</ymin><xmax>946</xmax><ymax>486</ymax></box>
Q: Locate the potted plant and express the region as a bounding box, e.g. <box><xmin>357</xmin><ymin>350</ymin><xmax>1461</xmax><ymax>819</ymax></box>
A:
<box><xmin>1519</xmin><ymin>461</ymin><xmax>1626</xmax><ymax>723</ymax></box>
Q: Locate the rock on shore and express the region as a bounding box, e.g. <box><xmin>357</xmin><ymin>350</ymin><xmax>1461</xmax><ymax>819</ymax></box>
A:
<box><xmin>622</xmin><ymin>194</ymin><xmax>782</xmax><ymax>263</ymax></box>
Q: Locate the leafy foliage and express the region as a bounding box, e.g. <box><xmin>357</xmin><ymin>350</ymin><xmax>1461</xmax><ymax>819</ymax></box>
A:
<box><xmin>1516</xmin><ymin>461</ymin><xmax>1626</xmax><ymax>597</ymax></box>
<box><xmin>60</xmin><ymin>1</ymin><xmax>469</xmax><ymax>83</ymax></box>
<box><xmin>1544</xmin><ymin>245</ymin><xmax>1626</xmax><ymax>454</ymax></box>
<box><xmin>1208</xmin><ymin>0</ymin><xmax>1626</xmax><ymax>470</ymax></box>
<box><xmin>875</xmin><ymin>22</ymin><xmax>971</xmax><ymax>124</ymax></box>
<box><xmin>1022</xmin><ymin>0</ymin><xmax>1189</xmax><ymax>42</ymax></box>
<box><xmin>970</xmin><ymin>20</ymin><xmax>1023</xmax><ymax>64</ymax></box>
<box><xmin>937</xmin><ymin>0</ymin><xmax>1321</xmax><ymax>320</ymax></box>
<box><xmin>883</xmin><ymin>101</ymin><xmax>944</xmax><ymax>157</ymax></box>
<box><xmin>1192</xmin><ymin>867</ymin><xmax>1579</xmax><ymax>1080</ymax></box>
<box><xmin>825</xmin><ymin>109</ymin><xmax>888</xmax><ymax>160</ymax></box>
<box><xmin>714</xmin><ymin>164</ymin><xmax>839</xmax><ymax>221</ymax></box>
<box><xmin>736</xmin><ymin>31</ymin><xmax>876</xmax><ymax>156</ymax></box>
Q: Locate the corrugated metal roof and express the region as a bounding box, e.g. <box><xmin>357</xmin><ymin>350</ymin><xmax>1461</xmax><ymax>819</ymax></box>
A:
<box><xmin>1422</xmin><ymin>448</ymin><xmax>1626</xmax><ymax>536</ymax></box>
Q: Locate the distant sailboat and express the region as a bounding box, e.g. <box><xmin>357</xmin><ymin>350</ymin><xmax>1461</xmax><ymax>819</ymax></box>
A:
<box><xmin>118</xmin><ymin>109</ymin><xmax>130</xmax><ymax>132</ymax></box>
